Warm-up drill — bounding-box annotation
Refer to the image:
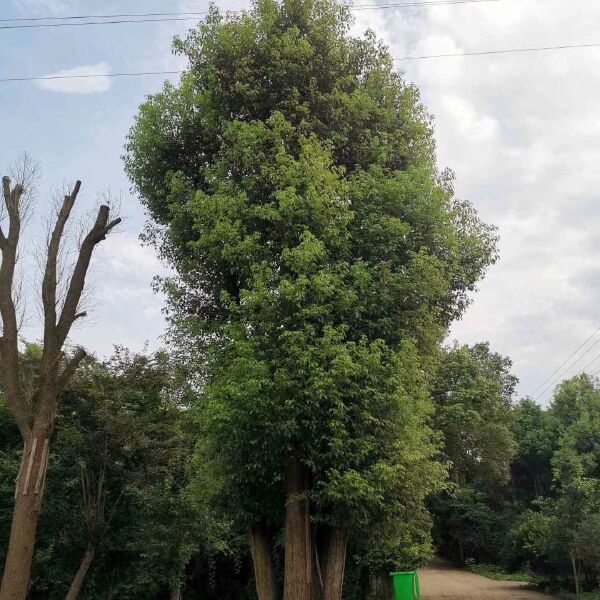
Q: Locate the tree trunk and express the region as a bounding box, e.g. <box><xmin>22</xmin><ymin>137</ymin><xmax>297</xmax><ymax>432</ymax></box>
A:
<box><xmin>364</xmin><ymin>570</ymin><xmax>394</xmax><ymax>600</ymax></box>
<box><xmin>0</xmin><ymin>432</ymin><xmax>50</xmax><ymax>600</ymax></box>
<box><xmin>533</xmin><ymin>470</ymin><xmax>540</xmax><ymax>497</ymax></box>
<box><xmin>250</xmin><ymin>524</ymin><xmax>278</xmax><ymax>600</ymax></box>
<box><xmin>66</xmin><ymin>544</ymin><xmax>96</xmax><ymax>600</ymax></box>
<box><xmin>311</xmin><ymin>526</ymin><xmax>323</xmax><ymax>600</ymax></box>
<box><xmin>322</xmin><ymin>528</ymin><xmax>348</xmax><ymax>600</ymax></box>
<box><xmin>170</xmin><ymin>584</ymin><xmax>182</xmax><ymax>600</ymax></box>
<box><xmin>458</xmin><ymin>538</ymin><xmax>465</xmax><ymax>566</ymax></box>
<box><xmin>283</xmin><ymin>456</ymin><xmax>312</xmax><ymax>600</ymax></box>
<box><xmin>570</xmin><ymin>551</ymin><xmax>580</xmax><ymax>596</ymax></box>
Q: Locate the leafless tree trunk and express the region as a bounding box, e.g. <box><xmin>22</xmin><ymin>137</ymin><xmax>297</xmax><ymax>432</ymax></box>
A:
<box><xmin>0</xmin><ymin>169</ymin><xmax>120</xmax><ymax>600</ymax></box>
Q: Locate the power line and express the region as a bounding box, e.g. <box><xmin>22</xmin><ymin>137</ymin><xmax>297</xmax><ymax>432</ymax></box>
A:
<box><xmin>0</xmin><ymin>11</ymin><xmax>213</xmax><ymax>23</ymax></box>
<box><xmin>0</xmin><ymin>70</ymin><xmax>183</xmax><ymax>84</ymax></box>
<box><xmin>533</xmin><ymin>335</ymin><xmax>600</xmax><ymax>401</ymax></box>
<box><xmin>353</xmin><ymin>0</ymin><xmax>501</xmax><ymax>9</ymax></box>
<box><xmin>529</xmin><ymin>325</ymin><xmax>600</xmax><ymax>398</ymax></box>
<box><xmin>0</xmin><ymin>0</ymin><xmax>502</xmax><ymax>30</ymax></box>
<box><xmin>5</xmin><ymin>35</ymin><xmax>600</xmax><ymax>84</ymax></box>
<box><xmin>579</xmin><ymin>347</ymin><xmax>600</xmax><ymax>375</ymax></box>
<box><xmin>396</xmin><ymin>41</ymin><xmax>600</xmax><ymax>60</ymax></box>
<box><xmin>0</xmin><ymin>16</ymin><xmax>204</xmax><ymax>30</ymax></box>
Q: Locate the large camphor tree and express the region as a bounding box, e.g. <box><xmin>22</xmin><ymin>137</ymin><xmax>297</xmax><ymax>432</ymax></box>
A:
<box><xmin>125</xmin><ymin>1</ymin><xmax>497</xmax><ymax>598</ymax></box>
<box><xmin>0</xmin><ymin>161</ymin><xmax>120</xmax><ymax>600</ymax></box>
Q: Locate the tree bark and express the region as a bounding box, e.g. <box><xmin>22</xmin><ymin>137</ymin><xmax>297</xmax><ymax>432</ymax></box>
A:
<box><xmin>250</xmin><ymin>524</ymin><xmax>278</xmax><ymax>600</ymax></box>
<box><xmin>322</xmin><ymin>528</ymin><xmax>348</xmax><ymax>600</ymax></box>
<box><xmin>283</xmin><ymin>456</ymin><xmax>312</xmax><ymax>600</ymax></box>
<box><xmin>0</xmin><ymin>431</ymin><xmax>51</xmax><ymax>600</ymax></box>
<box><xmin>570</xmin><ymin>551</ymin><xmax>580</xmax><ymax>596</ymax></box>
<box><xmin>311</xmin><ymin>526</ymin><xmax>323</xmax><ymax>600</ymax></box>
<box><xmin>66</xmin><ymin>544</ymin><xmax>96</xmax><ymax>600</ymax></box>
<box><xmin>458</xmin><ymin>538</ymin><xmax>465</xmax><ymax>566</ymax></box>
<box><xmin>170</xmin><ymin>584</ymin><xmax>182</xmax><ymax>600</ymax></box>
<box><xmin>364</xmin><ymin>570</ymin><xmax>394</xmax><ymax>600</ymax></box>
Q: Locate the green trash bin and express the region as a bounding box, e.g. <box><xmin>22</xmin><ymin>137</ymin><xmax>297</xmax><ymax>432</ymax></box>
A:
<box><xmin>390</xmin><ymin>571</ymin><xmax>421</xmax><ymax>600</ymax></box>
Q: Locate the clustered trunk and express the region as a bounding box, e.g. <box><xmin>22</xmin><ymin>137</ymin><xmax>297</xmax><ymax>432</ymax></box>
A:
<box><xmin>0</xmin><ymin>172</ymin><xmax>120</xmax><ymax>600</ymax></box>
<box><xmin>251</xmin><ymin>457</ymin><xmax>349</xmax><ymax>600</ymax></box>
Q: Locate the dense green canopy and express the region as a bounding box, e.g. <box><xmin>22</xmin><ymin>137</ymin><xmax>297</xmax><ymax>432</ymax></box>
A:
<box><xmin>125</xmin><ymin>1</ymin><xmax>497</xmax><ymax>596</ymax></box>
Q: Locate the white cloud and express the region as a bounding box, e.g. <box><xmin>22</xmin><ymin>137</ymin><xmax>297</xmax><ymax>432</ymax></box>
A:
<box><xmin>353</xmin><ymin>0</ymin><xmax>600</xmax><ymax>401</ymax></box>
<box><xmin>15</xmin><ymin>0</ymin><xmax>77</xmax><ymax>14</ymax></box>
<box><xmin>36</xmin><ymin>62</ymin><xmax>113</xmax><ymax>94</ymax></box>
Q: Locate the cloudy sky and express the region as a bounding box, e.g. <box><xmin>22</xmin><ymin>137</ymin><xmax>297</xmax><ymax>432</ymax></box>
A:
<box><xmin>1</xmin><ymin>0</ymin><xmax>599</xmax><ymax>402</ymax></box>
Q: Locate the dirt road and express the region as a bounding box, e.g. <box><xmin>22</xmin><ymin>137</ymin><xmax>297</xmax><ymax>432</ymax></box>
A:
<box><xmin>418</xmin><ymin>561</ymin><xmax>555</xmax><ymax>600</ymax></box>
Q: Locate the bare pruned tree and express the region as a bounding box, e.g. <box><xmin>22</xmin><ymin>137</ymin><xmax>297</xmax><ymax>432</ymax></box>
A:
<box><xmin>0</xmin><ymin>161</ymin><xmax>121</xmax><ymax>600</ymax></box>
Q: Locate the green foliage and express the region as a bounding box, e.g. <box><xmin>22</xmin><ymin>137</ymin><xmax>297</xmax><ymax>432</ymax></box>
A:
<box><xmin>1</xmin><ymin>348</ymin><xmax>241</xmax><ymax>599</ymax></box>
<box><xmin>466</xmin><ymin>563</ymin><xmax>532</xmax><ymax>582</ymax></box>
<box><xmin>432</xmin><ymin>343</ymin><xmax>517</xmax><ymax>485</ymax></box>
<box><xmin>431</xmin><ymin>371</ymin><xmax>600</xmax><ymax>596</ymax></box>
<box><xmin>0</xmin><ymin>396</ymin><xmax>20</xmax><ymax>556</ymax></box>
<box><xmin>512</xmin><ymin>398</ymin><xmax>558</xmax><ymax>499</ymax></box>
<box><xmin>125</xmin><ymin>1</ymin><xmax>496</xmax><ymax>590</ymax></box>
<box><xmin>430</xmin><ymin>342</ymin><xmax>518</xmax><ymax>570</ymax></box>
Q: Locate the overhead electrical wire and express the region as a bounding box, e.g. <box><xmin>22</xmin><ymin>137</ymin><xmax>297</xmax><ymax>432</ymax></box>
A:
<box><xmin>529</xmin><ymin>325</ymin><xmax>600</xmax><ymax>400</ymax></box>
<box><xmin>0</xmin><ymin>70</ymin><xmax>184</xmax><ymax>84</ymax></box>
<box><xmin>0</xmin><ymin>16</ymin><xmax>206</xmax><ymax>30</ymax></box>
<box><xmin>578</xmin><ymin>347</ymin><xmax>600</xmax><ymax>375</ymax></box>
<box><xmin>4</xmin><ymin>37</ymin><xmax>600</xmax><ymax>84</ymax></box>
<box><xmin>396</xmin><ymin>41</ymin><xmax>600</xmax><ymax>60</ymax></box>
<box><xmin>4</xmin><ymin>1</ymin><xmax>600</xmax><ymax>84</ymax></box>
<box><xmin>0</xmin><ymin>0</ymin><xmax>502</xmax><ymax>27</ymax></box>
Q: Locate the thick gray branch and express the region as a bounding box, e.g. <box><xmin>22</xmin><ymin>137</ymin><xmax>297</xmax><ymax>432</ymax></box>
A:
<box><xmin>41</xmin><ymin>181</ymin><xmax>81</xmax><ymax>363</ymax></box>
<box><xmin>0</xmin><ymin>176</ymin><xmax>27</xmax><ymax>435</ymax></box>
<box><xmin>56</xmin><ymin>205</ymin><xmax>121</xmax><ymax>347</ymax></box>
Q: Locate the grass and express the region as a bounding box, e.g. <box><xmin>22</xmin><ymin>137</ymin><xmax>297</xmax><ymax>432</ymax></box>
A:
<box><xmin>555</xmin><ymin>593</ymin><xmax>600</xmax><ymax>600</ymax></box>
<box><xmin>466</xmin><ymin>563</ymin><xmax>533</xmax><ymax>583</ymax></box>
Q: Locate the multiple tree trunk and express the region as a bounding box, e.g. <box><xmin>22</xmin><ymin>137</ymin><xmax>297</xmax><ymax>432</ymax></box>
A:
<box><xmin>0</xmin><ymin>171</ymin><xmax>120</xmax><ymax>600</ymax></box>
<box><xmin>251</xmin><ymin>456</ymin><xmax>349</xmax><ymax>600</ymax></box>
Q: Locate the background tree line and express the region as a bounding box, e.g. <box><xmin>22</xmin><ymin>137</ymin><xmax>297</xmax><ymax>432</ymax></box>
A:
<box><xmin>5</xmin><ymin>340</ymin><xmax>600</xmax><ymax>598</ymax></box>
<box><xmin>431</xmin><ymin>351</ymin><xmax>600</xmax><ymax>598</ymax></box>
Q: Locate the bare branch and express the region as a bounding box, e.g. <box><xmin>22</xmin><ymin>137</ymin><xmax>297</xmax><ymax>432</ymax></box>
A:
<box><xmin>41</xmin><ymin>181</ymin><xmax>81</xmax><ymax>361</ymax></box>
<box><xmin>0</xmin><ymin>177</ymin><xmax>9</xmax><ymax>247</ymax></box>
<box><xmin>0</xmin><ymin>174</ymin><xmax>28</xmax><ymax>435</ymax></box>
<box><xmin>56</xmin><ymin>204</ymin><xmax>121</xmax><ymax>347</ymax></box>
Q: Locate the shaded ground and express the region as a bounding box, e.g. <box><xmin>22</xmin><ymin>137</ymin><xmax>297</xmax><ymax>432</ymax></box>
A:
<box><xmin>418</xmin><ymin>561</ymin><xmax>555</xmax><ymax>600</ymax></box>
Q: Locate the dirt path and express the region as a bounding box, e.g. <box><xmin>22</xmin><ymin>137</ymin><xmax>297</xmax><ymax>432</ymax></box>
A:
<box><xmin>418</xmin><ymin>561</ymin><xmax>555</xmax><ymax>600</ymax></box>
